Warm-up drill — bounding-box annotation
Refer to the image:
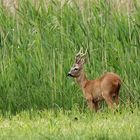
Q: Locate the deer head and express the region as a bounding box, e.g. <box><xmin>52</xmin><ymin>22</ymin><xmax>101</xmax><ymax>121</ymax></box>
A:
<box><xmin>67</xmin><ymin>50</ymin><xmax>86</xmax><ymax>78</ymax></box>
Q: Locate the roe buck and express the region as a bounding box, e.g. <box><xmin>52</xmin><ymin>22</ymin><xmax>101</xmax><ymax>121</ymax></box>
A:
<box><xmin>67</xmin><ymin>52</ymin><xmax>121</xmax><ymax>112</ymax></box>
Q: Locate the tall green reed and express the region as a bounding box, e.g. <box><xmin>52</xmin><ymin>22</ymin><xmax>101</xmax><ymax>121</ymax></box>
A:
<box><xmin>0</xmin><ymin>0</ymin><xmax>140</xmax><ymax>115</ymax></box>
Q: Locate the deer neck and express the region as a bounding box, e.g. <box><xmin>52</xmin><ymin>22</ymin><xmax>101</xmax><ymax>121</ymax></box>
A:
<box><xmin>76</xmin><ymin>71</ymin><xmax>88</xmax><ymax>89</ymax></box>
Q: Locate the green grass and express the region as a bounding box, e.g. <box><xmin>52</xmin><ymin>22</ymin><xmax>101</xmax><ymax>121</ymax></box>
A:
<box><xmin>0</xmin><ymin>0</ymin><xmax>140</xmax><ymax>139</ymax></box>
<box><xmin>0</xmin><ymin>108</ymin><xmax>140</xmax><ymax>140</ymax></box>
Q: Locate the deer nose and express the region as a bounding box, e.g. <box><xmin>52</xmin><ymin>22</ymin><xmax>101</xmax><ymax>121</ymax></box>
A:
<box><xmin>67</xmin><ymin>72</ymin><xmax>72</xmax><ymax>76</ymax></box>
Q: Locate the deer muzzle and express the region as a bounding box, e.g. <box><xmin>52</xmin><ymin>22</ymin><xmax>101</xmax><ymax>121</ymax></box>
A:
<box><xmin>67</xmin><ymin>72</ymin><xmax>73</xmax><ymax>77</ymax></box>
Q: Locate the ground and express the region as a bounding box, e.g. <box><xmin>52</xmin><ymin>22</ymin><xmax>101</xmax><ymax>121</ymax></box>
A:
<box><xmin>0</xmin><ymin>108</ymin><xmax>139</xmax><ymax>140</ymax></box>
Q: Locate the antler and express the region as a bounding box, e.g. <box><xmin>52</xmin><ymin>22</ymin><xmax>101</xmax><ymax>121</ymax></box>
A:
<box><xmin>75</xmin><ymin>48</ymin><xmax>86</xmax><ymax>64</ymax></box>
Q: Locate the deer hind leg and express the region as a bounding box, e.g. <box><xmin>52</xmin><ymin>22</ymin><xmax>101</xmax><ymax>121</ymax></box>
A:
<box><xmin>102</xmin><ymin>92</ymin><xmax>114</xmax><ymax>109</ymax></box>
<box><xmin>105</xmin><ymin>96</ymin><xmax>114</xmax><ymax>109</ymax></box>
<box><xmin>114</xmin><ymin>93</ymin><xmax>119</xmax><ymax>106</ymax></box>
<box><xmin>115</xmin><ymin>84</ymin><xmax>121</xmax><ymax>106</ymax></box>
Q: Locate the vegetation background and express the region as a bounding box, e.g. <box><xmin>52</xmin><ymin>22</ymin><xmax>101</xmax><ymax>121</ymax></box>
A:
<box><xmin>0</xmin><ymin>0</ymin><xmax>140</xmax><ymax>139</ymax></box>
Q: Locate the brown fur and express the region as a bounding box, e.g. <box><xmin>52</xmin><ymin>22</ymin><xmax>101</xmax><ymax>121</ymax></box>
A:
<box><xmin>68</xmin><ymin>55</ymin><xmax>121</xmax><ymax>111</ymax></box>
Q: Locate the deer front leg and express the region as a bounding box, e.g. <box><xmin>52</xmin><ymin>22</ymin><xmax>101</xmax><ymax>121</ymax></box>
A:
<box><xmin>86</xmin><ymin>98</ymin><xmax>99</xmax><ymax>112</ymax></box>
<box><xmin>87</xmin><ymin>99</ymin><xmax>94</xmax><ymax>111</ymax></box>
<box><xmin>85</xmin><ymin>93</ymin><xmax>94</xmax><ymax>111</ymax></box>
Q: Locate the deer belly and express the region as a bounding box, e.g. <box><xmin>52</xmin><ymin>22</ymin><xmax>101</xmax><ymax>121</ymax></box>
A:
<box><xmin>92</xmin><ymin>90</ymin><xmax>103</xmax><ymax>101</ymax></box>
<box><xmin>93</xmin><ymin>95</ymin><xmax>103</xmax><ymax>102</ymax></box>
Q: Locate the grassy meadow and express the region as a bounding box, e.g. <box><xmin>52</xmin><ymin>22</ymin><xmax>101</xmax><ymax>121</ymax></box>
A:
<box><xmin>0</xmin><ymin>0</ymin><xmax>140</xmax><ymax>139</ymax></box>
<box><xmin>0</xmin><ymin>109</ymin><xmax>140</xmax><ymax>140</ymax></box>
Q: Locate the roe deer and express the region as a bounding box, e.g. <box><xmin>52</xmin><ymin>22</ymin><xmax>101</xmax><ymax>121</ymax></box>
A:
<box><xmin>67</xmin><ymin>51</ymin><xmax>121</xmax><ymax>112</ymax></box>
